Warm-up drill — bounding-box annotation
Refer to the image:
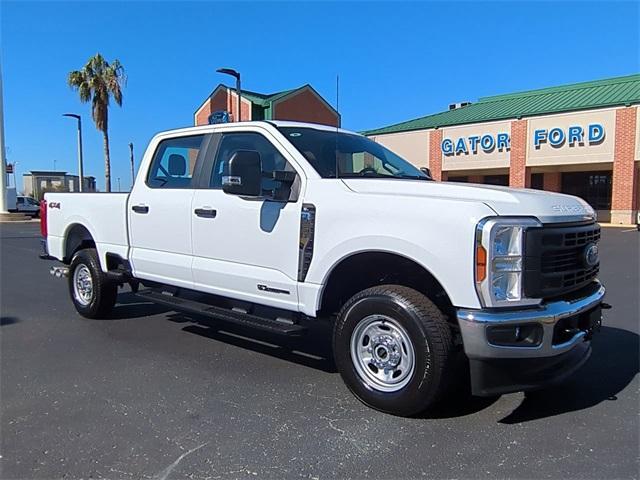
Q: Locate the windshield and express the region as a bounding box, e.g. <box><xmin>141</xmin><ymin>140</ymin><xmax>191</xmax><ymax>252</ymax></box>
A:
<box><xmin>278</xmin><ymin>127</ymin><xmax>430</xmax><ymax>180</ymax></box>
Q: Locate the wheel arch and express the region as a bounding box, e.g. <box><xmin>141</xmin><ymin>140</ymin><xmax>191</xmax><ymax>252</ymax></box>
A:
<box><xmin>318</xmin><ymin>250</ymin><xmax>455</xmax><ymax>320</ymax></box>
<box><xmin>63</xmin><ymin>223</ymin><xmax>96</xmax><ymax>264</ymax></box>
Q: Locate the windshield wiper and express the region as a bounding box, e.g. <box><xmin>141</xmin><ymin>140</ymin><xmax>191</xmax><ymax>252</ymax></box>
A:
<box><xmin>396</xmin><ymin>174</ymin><xmax>432</xmax><ymax>181</ymax></box>
<box><xmin>340</xmin><ymin>173</ymin><xmax>432</xmax><ymax>181</ymax></box>
<box><xmin>340</xmin><ymin>173</ymin><xmax>390</xmax><ymax>179</ymax></box>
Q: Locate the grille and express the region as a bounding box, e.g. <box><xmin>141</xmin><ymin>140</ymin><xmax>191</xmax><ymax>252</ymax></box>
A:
<box><xmin>524</xmin><ymin>223</ymin><xmax>600</xmax><ymax>299</ymax></box>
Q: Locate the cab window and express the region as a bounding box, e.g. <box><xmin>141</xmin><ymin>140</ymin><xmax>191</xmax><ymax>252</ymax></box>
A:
<box><xmin>147</xmin><ymin>135</ymin><xmax>205</xmax><ymax>189</ymax></box>
<box><xmin>209</xmin><ymin>132</ymin><xmax>296</xmax><ymax>197</ymax></box>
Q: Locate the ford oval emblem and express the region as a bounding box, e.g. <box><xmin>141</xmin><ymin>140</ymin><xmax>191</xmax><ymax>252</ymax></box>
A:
<box><xmin>584</xmin><ymin>243</ymin><xmax>599</xmax><ymax>267</ymax></box>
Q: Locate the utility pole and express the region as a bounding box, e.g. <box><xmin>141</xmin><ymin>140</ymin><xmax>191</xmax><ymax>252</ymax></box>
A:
<box><xmin>0</xmin><ymin>59</ymin><xmax>8</xmax><ymax>213</ymax></box>
<box><xmin>129</xmin><ymin>142</ymin><xmax>135</xmax><ymax>188</ymax></box>
<box><xmin>117</xmin><ymin>177</ymin><xmax>121</xmax><ymax>192</ymax></box>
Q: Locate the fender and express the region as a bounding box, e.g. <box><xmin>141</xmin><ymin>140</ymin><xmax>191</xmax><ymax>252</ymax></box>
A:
<box><xmin>305</xmin><ymin>234</ymin><xmax>481</xmax><ymax>312</ymax></box>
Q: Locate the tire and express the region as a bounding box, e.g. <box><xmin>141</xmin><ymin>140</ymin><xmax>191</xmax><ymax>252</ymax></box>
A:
<box><xmin>68</xmin><ymin>248</ymin><xmax>117</xmax><ymax>319</ymax></box>
<box><xmin>333</xmin><ymin>285</ymin><xmax>454</xmax><ymax>417</ymax></box>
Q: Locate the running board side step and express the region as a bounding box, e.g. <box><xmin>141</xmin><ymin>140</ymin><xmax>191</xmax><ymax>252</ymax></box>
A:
<box><xmin>136</xmin><ymin>290</ymin><xmax>307</xmax><ymax>336</ymax></box>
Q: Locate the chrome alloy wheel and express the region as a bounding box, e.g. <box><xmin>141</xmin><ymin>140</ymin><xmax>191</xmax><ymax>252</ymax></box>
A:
<box><xmin>73</xmin><ymin>264</ymin><xmax>94</xmax><ymax>306</ymax></box>
<box><xmin>350</xmin><ymin>315</ymin><xmax>416</xmax><ymax>392</ymax></box>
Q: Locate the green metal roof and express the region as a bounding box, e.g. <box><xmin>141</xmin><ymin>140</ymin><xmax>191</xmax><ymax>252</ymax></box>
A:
<box><xmin>363</xmin><ymin>74</ymin><xmax>640</xmax><ymax>135</ymax></box>
<box><xmin>240</xmin><ymin>87</ymin><xmax>297</xmax><ymax>107</ymax></box>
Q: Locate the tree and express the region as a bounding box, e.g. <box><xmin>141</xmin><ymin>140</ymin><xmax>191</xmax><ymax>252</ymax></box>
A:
<box><xmin>68</xmin><ymin>54</ymin><xmax>125</xmax><ymax>192</ymax></box>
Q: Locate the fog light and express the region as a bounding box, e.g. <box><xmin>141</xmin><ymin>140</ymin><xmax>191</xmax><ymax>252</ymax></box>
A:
<box><xmin>487</xmin><ymin>324</ymin><xmax>543</xmax><ymax>347</ymax></box>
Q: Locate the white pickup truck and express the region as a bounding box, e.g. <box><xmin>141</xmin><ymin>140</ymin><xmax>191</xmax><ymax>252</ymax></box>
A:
<box><xmin>42</xmin><ymin>121</ymin><xmax>606</xmax><ymax>416</ymax></box>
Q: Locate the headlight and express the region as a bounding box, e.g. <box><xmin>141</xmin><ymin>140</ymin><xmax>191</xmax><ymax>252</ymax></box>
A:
<box><xmin>475</xmin><ymin>218</ymin><xmax>542</xmax><ymax>308</ymax></box>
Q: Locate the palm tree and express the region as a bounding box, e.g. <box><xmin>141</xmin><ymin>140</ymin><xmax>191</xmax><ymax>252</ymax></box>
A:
<box><xmin>68</xmin><ymin>54</ymin><xmax>125</xmax><ymax>192</ymax></box>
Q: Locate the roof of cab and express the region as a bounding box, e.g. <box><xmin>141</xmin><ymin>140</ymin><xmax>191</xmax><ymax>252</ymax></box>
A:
<box><xmin>156</xmin><ymin>120</ymin><xmax>358</xmax><ymax>137</ymax></box>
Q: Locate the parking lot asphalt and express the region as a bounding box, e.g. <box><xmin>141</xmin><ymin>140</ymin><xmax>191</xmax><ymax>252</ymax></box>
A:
<box><xmin>1</xmin><ymin>222</ymin><xmax>638</xmax><ymax>480</ymax></box>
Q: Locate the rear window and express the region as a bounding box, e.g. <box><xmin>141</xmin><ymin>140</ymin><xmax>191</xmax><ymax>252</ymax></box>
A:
<box><xmin>147</xmin><ymin>135</ymin><xmax>205</xmax><ymax>189</ymax></box>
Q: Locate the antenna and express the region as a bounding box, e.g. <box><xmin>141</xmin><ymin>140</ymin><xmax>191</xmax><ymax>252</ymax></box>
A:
<box><xmin>336</xmin><ymin>74</ymin><xmax>339</xmax><ymax>114</ymax></box>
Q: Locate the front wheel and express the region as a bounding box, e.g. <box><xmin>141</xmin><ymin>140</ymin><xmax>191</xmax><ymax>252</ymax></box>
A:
<box><xmin>68</xmin><ymin>248</ymin><xmax>117</xmax><ymax>319</ymax></box>
<box><xmin>333</xmin><ymin>285</ymin><xmax>455</xmax><ymax>417</ymax></box>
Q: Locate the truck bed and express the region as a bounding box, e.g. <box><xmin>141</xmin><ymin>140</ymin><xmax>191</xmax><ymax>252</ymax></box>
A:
<box><xmin>45</xmin><ymin>192</ymin><xmax>130</xmax><ymax>268</ymax></box>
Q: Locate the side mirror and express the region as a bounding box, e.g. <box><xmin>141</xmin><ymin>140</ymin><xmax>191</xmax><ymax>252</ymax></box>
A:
<box><xmin>222</xmin><ymin>150</ymin><xmax>262</xmax><ymax>197</ymax></box>
<box><xmin>420</xmin><ymin>167</ymin><xmax>433</xmax><ymax>179</ymax></box>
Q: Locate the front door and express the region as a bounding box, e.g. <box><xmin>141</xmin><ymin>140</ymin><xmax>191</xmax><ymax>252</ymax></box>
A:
<box><xmin>191</xmin><ymin>130</ymin><xmax>302</xmax><ymax>310</ymax></box>
<box><xmin>128</xmin><ymin>133</ymin><xmax>210</xmax><ymax>289</ymax></box>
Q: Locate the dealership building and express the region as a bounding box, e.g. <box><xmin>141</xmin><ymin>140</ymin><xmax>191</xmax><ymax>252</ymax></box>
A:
<box><xmin>194</xmin><ymin>83</ymin><xmax>339</xmax><ymax>127</ymax></box>
<box><xmin>365</xmin><ymin>74</ymin><xmax>640</xmax><ymax>224</ymax></box>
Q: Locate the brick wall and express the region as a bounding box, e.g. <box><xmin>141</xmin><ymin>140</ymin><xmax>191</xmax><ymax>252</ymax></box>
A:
<box><xmin>228</xmin><ymin>91</ymin><xmax>252</xmax><ymax>122</ymax></box>
<box><xmin>195</xmin><ymin>89</ymin><xmax>228</xmax><ymax>126</ymax></box>
<box><xmin>543</xmin><ymin>172</ymin><xmax>562</xmax><ymax>192</ymax></box>
<box><xmin>429</xmin><ymin>129</ymin><xmax>443</xmax><ymax>181</ymax></box>
<box><xmin>468</xmin><ymin>175</ymin><xmax>484</xmax><ymax>184</ymax></box>
<box><xmin>273</xmin><ymin>89</ymin><xmax>339</xmax><ymax>127</ymax></box>
<box><xmin>611</xmin><ymin>106</ymin><xmax>638</xmax><ymax>224</ymax></box>
<box><xmin>509</xmin><ymin>119</ymin><xmax>530</xmax><ymax>188</ymax></box>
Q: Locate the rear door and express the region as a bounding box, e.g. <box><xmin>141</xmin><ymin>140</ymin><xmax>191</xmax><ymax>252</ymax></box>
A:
<box><xmin>128</xmin><ymin>133</ymin><xmax>211</xmax><ymax>289</ymax></box>
<box><xmin>190</xmin><ymin>129</ymin><xmax>303</xmax><ymax>310</ymax></box>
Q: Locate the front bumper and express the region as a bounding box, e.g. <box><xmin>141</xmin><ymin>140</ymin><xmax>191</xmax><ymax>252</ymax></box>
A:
<box><xmin>457</xmin><ymin>281</ymin><xmax>605</xmax><ymax>396</ymax></box>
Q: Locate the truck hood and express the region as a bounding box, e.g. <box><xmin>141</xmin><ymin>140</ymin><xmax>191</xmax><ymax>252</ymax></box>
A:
<box><xmin>342</xmin><ymin>179</ymin><xmax>596</xmax><ymax>224</ymax></box>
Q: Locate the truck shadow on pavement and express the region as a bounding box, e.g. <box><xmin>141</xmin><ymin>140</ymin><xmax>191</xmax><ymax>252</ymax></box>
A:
<box><xmin>498</xmin><ymin>326</ymin><xmax>639</xmax><ymax>424</ymax></box>
<box><xmin>110</xmin><ymin>292</ymin><xmax>171</xmax><ymax>319</ymax></box>
<box><xmin>109</xmin><ymin>295</ymin><xmax>639</xmax><ymax>422</ymax></box>
<box><xmin>165</xmin><ymin>311</ymin><xmax>338</xmax><ymax>373</ymax></box>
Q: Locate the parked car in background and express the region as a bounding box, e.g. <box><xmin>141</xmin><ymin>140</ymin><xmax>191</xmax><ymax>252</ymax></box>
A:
<box><xmin>11</xmin><ymin>196</ymin><xmax>40</xmax><ymax>217</ymax></box>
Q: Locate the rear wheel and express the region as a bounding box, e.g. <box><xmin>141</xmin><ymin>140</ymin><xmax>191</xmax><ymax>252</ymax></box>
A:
<box><xmin>68</xmin><ymin>248</ymin><xmax>117</xmax><ymax>318</ymax></box>
<box><xmin>333</xmin><ymin>285</ymin><xmax>455</xmax><ymax>416</ymax></box>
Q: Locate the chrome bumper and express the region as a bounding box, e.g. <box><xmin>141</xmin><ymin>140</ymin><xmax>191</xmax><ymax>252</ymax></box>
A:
<box><xmin>457</xmin><ymin>282</ymin><xmax>605</xmax><ymax>359</ymax></box>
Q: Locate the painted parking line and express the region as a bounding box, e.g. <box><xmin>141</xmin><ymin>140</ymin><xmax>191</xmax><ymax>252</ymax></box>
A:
<box><xmin>621</xmin><ymin>228</ymin><xmax>638</xmax><ymax>233</ymax></box>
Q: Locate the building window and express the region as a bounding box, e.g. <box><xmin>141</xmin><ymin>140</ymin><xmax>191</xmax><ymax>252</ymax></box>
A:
<box><xmin>484</xmin><ymin>175</ymin><xmax>509</xmax><ymax>186</ymax></box>
<box><xmin>561</xmin><ymin>171</ymin><xmax>612</xmax><ymax>210</ymax></box>
<box><xmin>530</xmin><ymin>173</ymin><xmax>544</xmax><ymax>190</ymax></box>
<box><xmin>447</xmin><ymin>176</ymin><xmax>468</xmax><ymax>183</ymax></box>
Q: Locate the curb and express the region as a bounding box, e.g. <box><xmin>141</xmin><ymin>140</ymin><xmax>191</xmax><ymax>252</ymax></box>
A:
<box><xmin>0</xmin><ymin>219</ymin><xmax>40</xmax><ymax>224</ymax></box>
<box><xmin>600</xmin><ymin>223</ymin><xmax>638</xmax><ymax>229</ymax></box>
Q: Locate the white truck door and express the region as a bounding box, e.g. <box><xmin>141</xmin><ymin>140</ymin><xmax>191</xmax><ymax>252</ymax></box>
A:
<box><xmin>191</xmin><ymin>131</ymin><xmax>302</xmax><ymax>311</ymax></box>
<box><xmin>128</xmin><ymin>133</ymin><xmax>210</xmax><ymax>289</ymax></box>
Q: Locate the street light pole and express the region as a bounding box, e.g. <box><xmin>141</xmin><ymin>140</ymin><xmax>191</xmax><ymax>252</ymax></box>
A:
<box><xmin>0</xmin><ymin>60</ymin><xmax>8</xmax><ymax>213</ymax></box>
<box><xmin>63</xmin><ymin>113</ymin><xmax>84</xmax><ymax>192</ymax></box>
<box><xmin>216</xmin><ymin>68</ymin><xmax>241</xmax><ymax>122</ymax></box>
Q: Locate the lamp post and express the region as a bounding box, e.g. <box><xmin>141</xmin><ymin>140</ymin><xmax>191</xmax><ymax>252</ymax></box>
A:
<box><xmin>62</xmin><ymin>113</ymin><xmax>84</xmax><ymax>192</ymax></box>
<box><xmin>0</xmin><ymin>61</ymin><xmax>8</xmax><ymax>213</ymax></box>
<box><xmin>216</xmin><ymin>68</ymin><xmax>241</xmax><ymax>122</ymax></box>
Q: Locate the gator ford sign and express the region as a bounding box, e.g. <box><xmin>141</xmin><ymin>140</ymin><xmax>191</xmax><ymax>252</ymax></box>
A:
<box><xmin>442</xmin><ymin>123</ymin><xmax>605</xmax><ymax>156</ymax></box>
<box><xmin>441</xmin><ymin>133</ymin><xmax>510</xmax><ymax>155</ymax></box>
<box><xmin>533</xmin><ymin>123</ymin><xmax>604</xmax><ymax>148</ymax></box>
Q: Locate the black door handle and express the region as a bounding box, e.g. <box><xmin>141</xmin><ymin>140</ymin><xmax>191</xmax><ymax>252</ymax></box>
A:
<box><xmin>194</xmin><ymin>208</ymin><xmax>217</xmax><ymax>218</ymax></box>
<box><xmin>131</xmin><ymin>205</ymin><xmax>149</xmax><ymax>214</ymax></box>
